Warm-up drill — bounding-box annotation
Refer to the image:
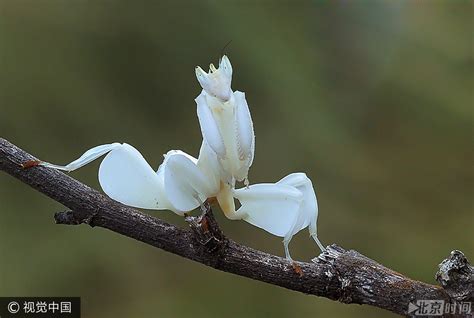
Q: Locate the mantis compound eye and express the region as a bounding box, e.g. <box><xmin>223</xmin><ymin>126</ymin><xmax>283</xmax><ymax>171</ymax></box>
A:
<box><xmin>219</xmin><ymin>55</ymin><xmax>233</xmax><ymax>78</ymax></box>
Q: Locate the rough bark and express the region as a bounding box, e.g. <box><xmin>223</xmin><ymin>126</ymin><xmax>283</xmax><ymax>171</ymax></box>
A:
<box><xmin>0</xmin><ymin>138</ymin><xmax>472</xmax><ymax>317</ymax></box>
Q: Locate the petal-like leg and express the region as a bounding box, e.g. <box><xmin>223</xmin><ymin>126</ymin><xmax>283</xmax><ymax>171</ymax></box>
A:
<box><xmin>277</xmin><ymin>173</ymin><xmax>313</xmax><ymax>233</ymax></box>
<box><xmin>233</xmin><ymin>184</ymin><xmax>303</xmax><ymax>237</ymax></box>
<box><xmin>98</xmin><ymin>143</ymin><xmax>173</xmax><ymax>211</ymax></box>
<box><xmin>283</xmin><ymin>234</ymin><xmax>294</xmax><ymax>260</ymax></box>
<box><xmin>39</xmin><ymin>143</ymin><xmax>122</xmax><ymax>171</ymax></box>
<box><xmin>40</xmin><ymin>143</ymin><xmax>176</xmax><ymax>211</ymax></box>
<box><xmin>277</xmin><ymin>173</ymin><xmax>325</xmax><ymax>251</ymax></box>
<box><xmin>277</xmin><ymin>172</ymin><xmax>310</xmax><ymax>188</ymax></box>
<box><xmin>196</xmin><ymin>141</ymin><xmax>221</xmax><ymax>195</ymax></box>
<box><xmin>309</xmin><ymin>221</ymin><xmax>326</xmax><ymax>252</ymax></box>
<box><xmin>161</xmin><ymin>150</ymin><xmax>216</xmax><ymax>213</ymax></box>
<box><xmin>196</xmin><ymin>92</ymin><xmax>226</xmax><ymax>158</ymax></box>
<box><xmin>278</xmin><ymin>172</ymin><xmax>325</xmax><ymax>252</ymax></box>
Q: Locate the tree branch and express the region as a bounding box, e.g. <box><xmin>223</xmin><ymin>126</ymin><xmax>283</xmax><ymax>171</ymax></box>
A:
<box><xmin>1</xmin><ymin>138</ymin><xmax>472</xmax><ymax>316</ymax></box>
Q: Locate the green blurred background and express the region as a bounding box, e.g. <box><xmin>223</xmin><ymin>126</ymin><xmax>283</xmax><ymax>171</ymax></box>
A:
<box><xmin>0</xmin><ymin>1</ymin><xmax>472</xmax><ymax>317</ymax></box>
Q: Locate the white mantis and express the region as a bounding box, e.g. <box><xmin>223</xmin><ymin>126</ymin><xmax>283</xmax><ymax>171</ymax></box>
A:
<box><xmin>37</xmin><ymin>55</ymin><xmax>325</xmax><ymax>260</ymax></box>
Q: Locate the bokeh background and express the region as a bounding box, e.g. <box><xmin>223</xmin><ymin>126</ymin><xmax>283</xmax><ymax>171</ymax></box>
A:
<box><xmin>0</xmin><ymin>1</ymin><xmax>472</xmax><ymax>317</ymax></box>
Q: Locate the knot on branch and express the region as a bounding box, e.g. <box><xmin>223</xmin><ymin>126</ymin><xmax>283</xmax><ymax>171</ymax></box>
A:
<box><xmin>184</xmin><ymin>203</ymin><xmax>227</xmax><ymax>262</ymax></box>
<box><xmin>436</xmin><ymin>250</ymin><xmax>474</xmax><ymax>301</ymax></box>
<box><xmin>54</xmin><ymin>209</ymin><xmax>98</xmax><ymax>227</ymax></box>
<box><xmin>312</xmin><ymin>244</ymin><xmax>345</xmax><ymax>264</ymax></box>
<box><xmin>312</xmin><ymin>244</ymin><xmax>356</xmax><ymax>303</ymax></box>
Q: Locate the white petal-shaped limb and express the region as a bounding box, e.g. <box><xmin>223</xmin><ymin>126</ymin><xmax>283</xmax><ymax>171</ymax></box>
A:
<box><xmin>196</xmin><ymin>141</ymin><xmax>222</xmax><ymax>196</ymax></box>
<box><xmin>39</xmin><ymin>143</ymin><xmax>122</xmax><ymax>171</ymax></box>
<box><xmin>195</xmin><ymin>55</ymin><xmax>233</xmax><ymax>102</ymax></box>
<box><xmin>40</xmin><ymin>143</ymin><xmax>175</xmax><ymax>212</ymax></box>
<box><xmin>233</xmin><ymin>184</ymin><xmax>303</xmax><ymax>237</ymax></box>
<box><xmin>196</xmin><ymin>92</ymin><xmax>226</xmax><ymax>158</ymax></box>
<box><xmin>40</xmin><ymin>143</ymin><xmax>217</xmax><ymax>216</ymax></box>
<box><xmin>98</xmin><ymin>143</ymin><xmax>173</xmax><ymax>211</ymax></box>
<box><xmin>159</xmin><ymin>150</ymin><xmax>217</xmax><ymax>214</ymax></box>
<box><xmin>277</xmin><ymin>173</ymin><xmax>325</xmax><ymax>258</ymax></box>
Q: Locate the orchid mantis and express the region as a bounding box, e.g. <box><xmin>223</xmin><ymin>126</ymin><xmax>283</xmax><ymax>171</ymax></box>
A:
<box><xmin>37</xmin><ymin>55</ymin><xmax>325</xmax><ymax>260</ymax></box>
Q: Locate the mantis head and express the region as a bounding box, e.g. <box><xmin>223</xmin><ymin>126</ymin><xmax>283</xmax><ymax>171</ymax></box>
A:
<box><xmin>195</xmin><ymin>55</ymin><xmax>233</xmax><ymax>102</ymax></box>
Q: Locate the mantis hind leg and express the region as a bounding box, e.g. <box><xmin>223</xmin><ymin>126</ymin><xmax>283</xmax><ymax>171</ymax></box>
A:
<box><xmin>311</xmin><ymin>233</ymin><xmax>326</xmax><ymax>253</ymax></box>
<box><xmin>309</xmin><ymin>219</ymin><xmax>326</xmax><ymax>252</ymax></box>
<box><xmin>39</xmin><ymin>143</ymin><xmax>122</xmax><ymax>172</ymax></box>
<box><xmin>283</xmin><ymin>234</ymin><xmax>294</xmax><ymax>260</ymax></box>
